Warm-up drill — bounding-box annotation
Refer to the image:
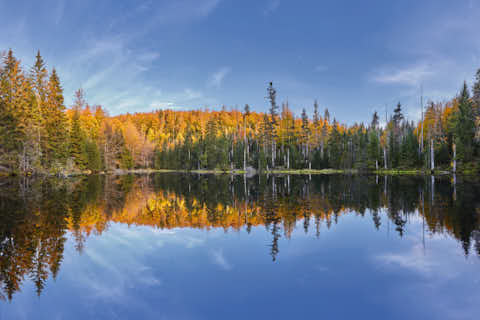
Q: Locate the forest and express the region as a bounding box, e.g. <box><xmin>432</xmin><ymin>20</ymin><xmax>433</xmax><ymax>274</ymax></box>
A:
<box><xmin>1</xmin><ymin>49</ymin><xmax>480</xmax><ymax>175</ymax></box>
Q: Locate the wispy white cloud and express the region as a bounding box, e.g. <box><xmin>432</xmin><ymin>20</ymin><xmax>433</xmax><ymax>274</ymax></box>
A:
<box><xmin>376</xmin><ymin>243</ymin><xmax>435</xmax><ymax>274</ymax></box>
<box><xmin>139</xmin><ymin>0</ymin><xmax>222</xmax><ymax>30</ymax></box>
<box><xmin>314</xmin><ymin>65</ymin><xmax>328</xmax><ymax>73</ymax></box>
<box><xmin>372</xmin><ymin>64</ymin><xmax>434</xmax><ymax>86</ymax></box>
<box><xmin>210</xmin><ymin>249</ymin><xmax>232</xmax><ymax>270</ymax></box>
<box><xmin>264</xmin><ymin>0</ymin><xmax>280</xmax><ymax>15</ymax></box>
<box><xmin>54</xmin><ymin>0</ymin><xmax>65</xmax><ymax>25</ymax></box>
<box><xmin>149</xmin><ymin>101</ymin><xmax>178</xmax><ymax>110</ymax></box>
<box><xmin>207</xmin><ymin>67</ymin><xmax>231</xmax><ymax>88</ymax></box>
<box><xmin>182</xmin><ymin>88</ymin><xmax>204</xmax><ymax>100</ymax></box>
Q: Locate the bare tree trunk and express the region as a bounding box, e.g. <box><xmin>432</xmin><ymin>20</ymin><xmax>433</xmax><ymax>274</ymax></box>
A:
<box><xmin>246</xmin><ymin>139</ymin><xmax>249</xmax><ymax>164</ymax></box>
<box><xmin>306</xmin><ymin>143</ymin><xmax>309</xmax><ymax>169</ymax></box>
<box><xmin>383</xmin><ymin>148</ymin><xmax>387</xmax><ymax>169</ymax></box>
<box><xmin>271</xmin><ymin>141</ymin><xmax>276</xmax><ymax>168</ymax></box>
<box><xmin>287</xmin><ymin>148</ymin><xmax>290</xmax><ymax>169</ymax></box>
<box><xmin>430</xmin><ymin>139</ymin><xmax>434</xmax><ymax>171</ymax></box>
<box><xmin>420</xmin><ymin>123</ymin><xmax>424</xmax><ymax>154</ymax></box>
<box><xmin>243</xmin><ymin>121</ymin><xmax>247</xmax><ymax>171</ymax></box>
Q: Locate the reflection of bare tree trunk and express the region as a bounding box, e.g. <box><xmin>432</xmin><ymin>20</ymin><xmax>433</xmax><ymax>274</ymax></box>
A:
<box><xmin>431</xmin><ymin>175</ymin><xmax>435</xmax><ymax>204</ymax></box>
<box><xmin>420</xmin><ymin>89</ymin><xmax>424</xmax><ymax>155</ymax></box>
<box><xmin>453</xmin><ymin>174</ymin><xmax>457</xmax><ymax>201</ymax></box>
<box><xmin>272</xmin><ymin>175</ymin><xmax>276</xmax><ymax>200</ymax></box>
<box><xmin>287</xmin><ymin>175</ymin><xmax>290</xmax><ymax>194</ymax></box>
<box><xmin>243</xmin><ymin>173</ymin><xmax>247</xmax><ymax>196</ymax></box>
<box><xmin>384</xmin><ymin>175</ymin><xmax>387</xmax><ymax>196</ymax></box>
<box><xmin>453</xmin><ymin>143</ymin><xmax>456</xmax><ymax>173</ymax></box>
<box><xmin>421</xmin><ymin>183</ymin><xmax>425</xmax><ymax>255</ymax></box>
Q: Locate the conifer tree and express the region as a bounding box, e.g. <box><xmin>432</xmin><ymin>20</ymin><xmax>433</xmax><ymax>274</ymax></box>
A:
<box><xmin>473</xmin><ymin>69</ymin><xmax>480</xmax><ymax>112</ymax></box>
<box><xmin>267</xmin><ymin>82</ymin><xmax>278</xmax><ymax>168</ymax></box>
<box><xmin>301</xmin><ymin>108</ymin><xmax>311</xmax><ymax>168</ymax></box>
<box><xmin>85</xmin><ymin>140</ymin><xmax>101</xmax><ymax>172</ymax></box>
<box><xmin>45</xmin><ymin>68</ymin><xmax>68</xmax><ymax>166</ymax></box>
<box><xmin>328</xmin><ymin>119</ymin><xmax>342</xmax><ymax>168</ymax></box>
<box><xmin>0</xmin><ymin>50</ymin><xmax>35</xmax><ymax>171</ymax></box>
<box><xmin>70</xmin><ymin>109</ymin><xmax>86</xmax><ymax>169</ymax></box>
<box><xmin>30</xmin><ymin>51</ymin><xmax>48</xmax><ymax>162</ymax></box>
<box><xmin>452</xmin><ymin>82</ymin><xmax>476</xmax><ymax>163</ymax></box>
<box><xmin>31</xmin><ymin>50</ymin><xmax>48</xmax><ymax>116</ymax></box>
<box><xmin>313</xmin><ymin>100</ymin><xmax>320</xmax><ymax>149</ymax></box>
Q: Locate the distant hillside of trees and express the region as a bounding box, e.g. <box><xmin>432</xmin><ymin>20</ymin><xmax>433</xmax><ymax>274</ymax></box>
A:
<box><xmin>1</xmin><ymin>49</ymin><xmax>480</xmax><ymax>175</ymax></box>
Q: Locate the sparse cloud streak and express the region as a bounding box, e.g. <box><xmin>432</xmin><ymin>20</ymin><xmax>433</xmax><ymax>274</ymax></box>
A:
<box><xmin>210</xmin><ymin>249</ymin><xmax>232</xmax><ymax>270</ymax></box>
<box><xmin>371</xmin><ymin>64</ymin><xmax>434</xmax><ymax>86</ymax></box>
<box><xmin>207</xmin><ymin>67</ymin><xmax>231</xmax><ymax>88</ymax></box>
<box><xmin>264</xmin><ymin>0</ymin><xmax>280</xmax><ymax>15</ymax></box>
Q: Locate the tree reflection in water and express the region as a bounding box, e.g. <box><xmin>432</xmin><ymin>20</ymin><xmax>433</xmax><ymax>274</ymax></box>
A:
<box><xmin>0</xmin><ymin>173</ymin><xmax>479</xmax><ymax>300</ymax></box>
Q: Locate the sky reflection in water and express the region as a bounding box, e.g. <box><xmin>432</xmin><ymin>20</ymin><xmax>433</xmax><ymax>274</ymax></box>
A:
<box><xmin>0</xmin><ymin>174</ymin><xmax>479</xmax><ymax>320</ymax></box>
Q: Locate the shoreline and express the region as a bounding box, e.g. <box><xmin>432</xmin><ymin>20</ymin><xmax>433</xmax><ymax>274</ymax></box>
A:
<box><xmin>0</xmin><ymin>167</ymin><xmax>471</xmax><ymax>178</ymax></box>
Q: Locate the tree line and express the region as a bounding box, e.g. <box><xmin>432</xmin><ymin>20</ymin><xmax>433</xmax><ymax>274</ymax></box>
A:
<box><xmin>1</xmin><ymin>49</ymin><xmax>480</xmax><ymax>175</ymax></box>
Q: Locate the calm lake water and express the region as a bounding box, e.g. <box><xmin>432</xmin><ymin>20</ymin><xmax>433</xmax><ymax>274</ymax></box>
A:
<box><xmin>0</xmin><ymin>173</ymin><xmax>479</xmax><ymax>320</ymax></box>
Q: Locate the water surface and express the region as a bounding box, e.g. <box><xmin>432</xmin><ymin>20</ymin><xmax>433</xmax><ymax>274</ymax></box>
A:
<box><xmin>0</xmin><ymin>174</ymin><xmax>479</xmax><ymax>319</ymax></box>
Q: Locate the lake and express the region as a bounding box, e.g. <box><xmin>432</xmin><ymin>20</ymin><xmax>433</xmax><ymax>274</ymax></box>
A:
<box><xmin>0</xmin><ymin>173</ymin><xmax>479</xmax><ymax>320</ymax></box>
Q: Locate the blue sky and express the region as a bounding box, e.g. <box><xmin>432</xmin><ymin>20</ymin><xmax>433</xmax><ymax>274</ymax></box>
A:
<box><xmin>1</xmin><ymin>0</ymin><xmax>479</xmax><ymax>123</ymax></box>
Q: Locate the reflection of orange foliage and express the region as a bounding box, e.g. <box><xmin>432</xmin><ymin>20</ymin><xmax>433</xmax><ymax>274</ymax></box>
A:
<box><xmin>70</xmin><ymin>181</ymin><xmax>345</xmax><ymax>240</ymax></box>
<box><xmin>68</xmin><ymin>177</ymin><xmax>480</xmax><ymax>251</ymax></box>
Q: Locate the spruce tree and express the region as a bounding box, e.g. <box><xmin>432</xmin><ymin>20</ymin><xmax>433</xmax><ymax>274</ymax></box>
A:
<box><xmin>267</xmin><ymin>82</ymin><xmax>278</xmax><ymax>168</ymax></box>
<box><xmin>371</xmin><ymin>111</ymin><xmax>379</xmax><ymax>129</ymax></box>
<box><xmin>453</xmin><ymin>82</ymin><xmax>475</xmax><ymax>163</ymax></box>
<box><xmin>30</xmin><ymin>51</ymin><xmax>48</xmax><ymax>164</ymax></box>
<box><xmin>45</xmin><ymin>68</ymin><xmax>68</xmax><ymax>166</ymax></box>
<box><xmin>0</xmin><ymin>49</ymin><xmax>35</xmax><ymax>171</ymax></box>
<box><xmin>367</xmin><ymin>129</ymin><xmax>380</xmax><ymax>169</ymax></box>
<box><xmin>31</xmin><ymin>50</ymin><xmax>48</xmax><ymax>116</ymax></box>
<box><xmin>70</xmin><ymin>109</ymin><xmax>87</xmax><ymax>169</ymax></box>
<box><xmin>205</xmin><ymin>117</ymin><xmax>218</xmax><ymax>169</ymax></box>
<box><xmin>473</xmin><ymin>69</ymin><xmax>480</xmax><ymax>112</ymax></box>
<box><xmin>85</xmin><ymin>140</ymin><xmax>101</xmax><ymax>172</ymax></box>
<box><xmin>313</xmin><ymin>100</ymin><xmax>320</xmax><ymax>150</ymax></box>
<box><xmin>301</xmin><ymin>108</ymin><xmax>311</xmax><ymax>168</ymax></box>
<box><xmin>328</xmin><ymin>119</ymin><xmax>342</xmax><ymax>168</ymax></box>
